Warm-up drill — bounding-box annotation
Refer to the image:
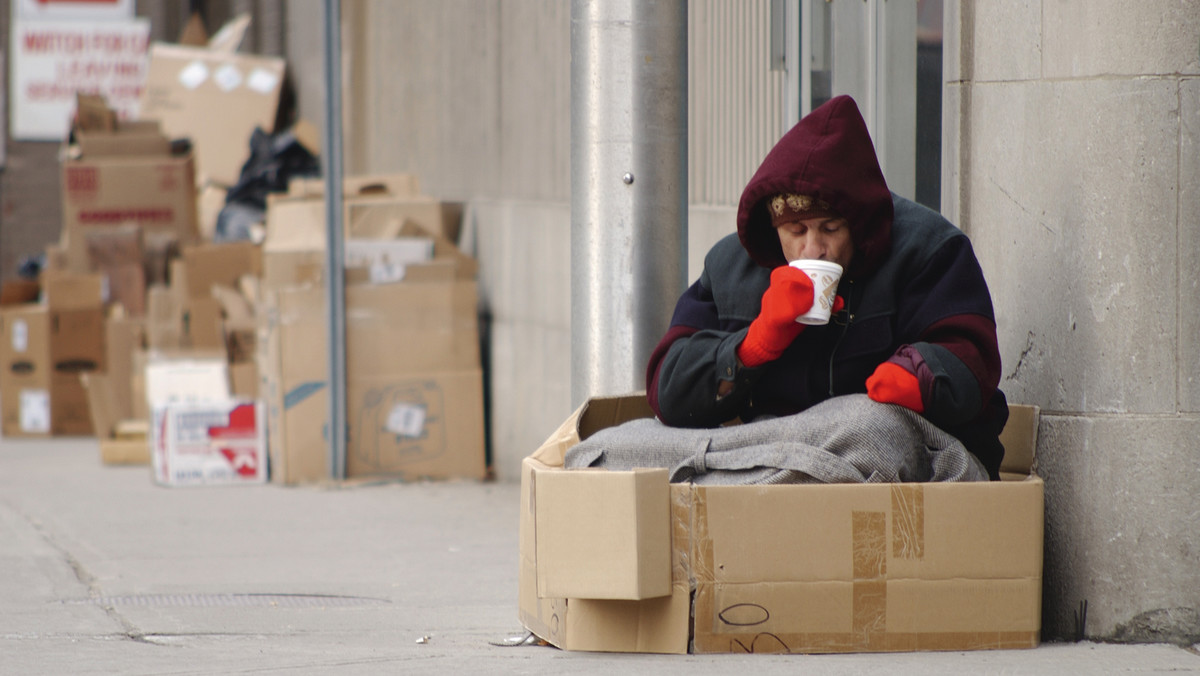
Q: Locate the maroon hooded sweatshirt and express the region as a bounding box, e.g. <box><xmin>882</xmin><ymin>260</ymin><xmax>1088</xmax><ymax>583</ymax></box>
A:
<box><xmin>646</xmin><ymin>95</ymin><xmax>1009</xmax><ymax>478</ymax></box>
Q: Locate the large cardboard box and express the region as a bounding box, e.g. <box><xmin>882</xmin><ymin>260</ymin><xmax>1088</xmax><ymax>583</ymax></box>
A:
<box><xmin>259</xmin><ymin>280</ymin><xmax>486</xmax><ymax>484</ymax></box>
<box><xmin>60</xmin><ymin>122</ymin><xmax>198</xmax><ymax>271</ymax></box>
<box><xmin>0</xmin><ymin>302</ymin><xmax>106</xmax><ymax>437</ymax></box>
<box><xmin>0</xmin><ymin>305</ymin><xmax>52</xmax><ymax>436</ymax></box>
<box><xmin>518</xmin><ymin>395</ymin><xmax>1045</xmax><ymax>655</ymax></box>
<box><xmin>138</xmin><ymin>43</ymin><xmax>285</xmax><ymax>186</ymax></box>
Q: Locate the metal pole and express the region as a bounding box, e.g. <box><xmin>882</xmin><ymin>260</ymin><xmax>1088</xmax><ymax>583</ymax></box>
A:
<box><xmin>570</xmin><ymin>0</ymin><xmax>688</xmax><ymax>407</ymax></box>
<box><xmin>322</xmin><ymin>0</ymin><xmax>347</xmax><ymax>479</ymax></box>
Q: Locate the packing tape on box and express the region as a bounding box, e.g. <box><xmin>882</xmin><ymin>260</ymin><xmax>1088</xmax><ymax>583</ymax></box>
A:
<box><xmin>851</xmin><ymin>510</ymin><xmax>888</xmax><ymax>646</ymax></box>
<box><xmin>692</xmin><ymin>483</ymin><xmax>1039</xmax><ymax>653</ymax></box>
<box><xmin>890</xmin><ymin>484</ymin><xmax>925</xmax><ymax>560</ymax></box>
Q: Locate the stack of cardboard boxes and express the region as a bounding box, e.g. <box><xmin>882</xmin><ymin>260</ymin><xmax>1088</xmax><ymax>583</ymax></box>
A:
<box><xmin>0</xmin><ymin>275</ymin><xmax>106</xmax><ymax>437</ymax></box>
<box><xmin>258</xmin><ymin>176</ymin><xmax>485</xmax><ymax>484</ymax></box>
<box><xmin>0</xmin><ymin>22</ymin><xmax>488</xmax><ymax>487</ymax></box>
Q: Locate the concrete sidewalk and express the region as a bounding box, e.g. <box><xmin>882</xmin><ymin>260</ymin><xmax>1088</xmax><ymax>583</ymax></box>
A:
<box><xmin>1</xmin><ymin>437</ymin><xmax>1197</xmax><ymax>675</ymax></box>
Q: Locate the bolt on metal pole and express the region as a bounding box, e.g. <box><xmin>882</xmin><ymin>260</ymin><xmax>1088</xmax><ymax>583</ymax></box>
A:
<box><xmin>322</xmin><ymin>0</ymin><xmax>347</xmax><ymax>479</ymax></box>
<box><xmin>570</xmin><ymin>0</ymin><xmax>688</xmax><ymax>407</ymax></box>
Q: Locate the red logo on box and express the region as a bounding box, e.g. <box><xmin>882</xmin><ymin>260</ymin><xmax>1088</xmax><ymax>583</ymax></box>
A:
<box><xmin>209</xmin><ymin>404</ymin><xmax>261</xmax><ymax>477</ymax></box>
<box><xmin>66</xmin><ymin>166</ymin><xmax>98</xmax><ymax>195</ymax></box>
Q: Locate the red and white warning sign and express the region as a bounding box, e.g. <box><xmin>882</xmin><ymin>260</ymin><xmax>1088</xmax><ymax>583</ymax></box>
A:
<box><xmin>152</xmin><ymin>400</ymin><xmax>268</xmax><ymax>487</ymax></box>
<box><xmin>9</xmin><ymin>0</ymin><xmax>148</xmax><ymax>140</ymax></box>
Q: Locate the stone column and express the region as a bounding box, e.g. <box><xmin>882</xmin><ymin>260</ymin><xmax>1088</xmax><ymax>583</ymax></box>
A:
<box><xmin>945</xmin><ymin>2</ymin><xmax>1200</xmax><ymax>643</ymax></box>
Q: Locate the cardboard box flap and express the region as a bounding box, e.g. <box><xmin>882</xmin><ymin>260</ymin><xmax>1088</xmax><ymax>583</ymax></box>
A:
<box><xmin>74</xmin><ymin>93</ymin><xmax>117</xmax><ymax>132</ymax></box>
<box><xmin>535</xmin><ymin>467</ymin><xmax>672</xmax><ymax>600</ymax></box>
<box><xmin>577</xmin><ymin>392</ymin><xmax>654</xmax><ymax>442</ymax></box>
<box><xmin>76</xmin><ymin>129</ymin><xmax>172</xmax><ymax>158</ymax></box>
<box><xmin>263</xmin><ymin>198</ymin><xmax>326</xmax><ymax>252</ymax></box>
<box><xmin>396</xmin><ymin>221</ymin><xmax>476</xmax><ymax>279</ymax></box>
<box><xmin>529</xmin><ymin>403</ymin><xmax>587</xmax><ymax>467</ymax></box>
<box><xmin>287</xmin><ymin>173</ymin><xmax>421</xmax><ymax>199</ymax></box>
<box><xmin>0</xmin><ymin>279</ymin><xmax>40</xmax><ymax>306</ymax></box>
<box><xmin>182</xmin><ymin>241</ymin><xmax>262</xmax><ymax>298</ymax></box>
<box><xmin>139</xmin><ymin>43</ymin><xmax>286</xmax><ymax>185</ymax></box>
<box><xmin>177</xmin><ymin>12</ymin><xmax>208</xmax><ymax>47</ymax></box>
<box><xmin>998</xmin><ymin>404</ymin><xmax>1039</xmax><ymax>476</ymax></box>
<box><xmin>206</xmin><ymin>14</ymin><xmax>251</xmax><ymax>53</ymax></box>
<box><xmin>346</xmin><ymin>196</ymin><xmax>463</xmax><ymax>243</ymax></box>
<box><xmin>81</xmin><ymin>372</ymin><xmax>121</xmax><ymax>439</ymax></box>
<box><xmin>43</xmin><ymin>273</ymin><xmax>105</xmax><ymax>310</ymax></box>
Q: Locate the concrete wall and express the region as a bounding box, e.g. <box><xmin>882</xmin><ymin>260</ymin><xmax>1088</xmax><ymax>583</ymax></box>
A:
<box><xmin>945</xmin><ymin>2</ymin><xmax>1200</xmax><ymax>643</ymax></box>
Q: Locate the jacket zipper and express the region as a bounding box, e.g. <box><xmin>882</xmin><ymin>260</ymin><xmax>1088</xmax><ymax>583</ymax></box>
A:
<box><xmin>827</xmin><ymin>279</ymin><xmax>855</xmax><ymax>397</ymax></box>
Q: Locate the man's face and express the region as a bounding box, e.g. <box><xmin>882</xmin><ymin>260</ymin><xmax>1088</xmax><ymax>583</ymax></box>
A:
<box><xmin>775</xmin><ymin>215</ymin><xmax>855</xmax><ymax>269</ymax></box>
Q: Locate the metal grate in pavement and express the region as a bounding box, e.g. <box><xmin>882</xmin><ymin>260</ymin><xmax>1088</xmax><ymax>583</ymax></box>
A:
<box><xmin>67</xmin><ymin>593</ymin><xmax>391</xmax><ymax>608</ymax></box>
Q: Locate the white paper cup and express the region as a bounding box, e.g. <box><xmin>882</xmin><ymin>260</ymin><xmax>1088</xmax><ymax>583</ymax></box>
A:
<box><xmin>789</xmin><ymin>259</ymin><xmax>844</xmax><ymax>325</ymax></box>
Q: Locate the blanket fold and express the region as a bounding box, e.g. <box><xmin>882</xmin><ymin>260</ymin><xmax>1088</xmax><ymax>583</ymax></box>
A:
<box><xmin>564</xmin><ymin>394</ymin><xmax>988</xmax><ymax>485</ymax></box>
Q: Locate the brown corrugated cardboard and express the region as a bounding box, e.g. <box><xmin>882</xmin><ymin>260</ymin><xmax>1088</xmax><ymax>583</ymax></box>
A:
<box><xmin>1</xmin><ymin>305</ymin><xmax>52</xmax><ymax>437</ymax></box>
<box><xmin>83</xmin><ymin>315</ymin><xmax>149</xmax><ymax>462</ymax></box>
<box><xmin>263</xmin><ymin>198</ymin><xmax>475</xmax><ymax>284</ymax></box>
<box><xmin>345</xmin><ymin>369</ymin><xmax>487</xmax><ymax>481</ymax></box>
<box><xmin>535</xmin><ymin>468</ymin><xmax>672</xmax><ymax>600</ymax></box>
<box><xmin>181</xmin><ymin>241</ymin><xmax>262</xmax><ymax>299</ymax></box>
<box><xmin>0</xmin><ymin>301</ymin><xmax>106</xmax><ymax>437</ymax></box>
<box><xmin>100</xmin><ymin>437</ymin><xmax>152</xmax><ymax>465</ymax></box>
<box><xmin>260</xmin><ymin>280</ymin><xmax>485</xmax><ymax>484</ymax></box>
<box><xmin>286</xmin><ymin>173</ymin><xmax>420</xmax><ymax>200</ymax></box>
<box><xmin>104</xmin><ymin>314</ymin><xmax>145</xmax><ymax>422</ymax></box>
<box><xmin>177</xmin><ymin>12</ymin><xmax>208</xmax><ymax>47</ymax></box>
<box><xmin>0</xmin><ymin>279</ymin><xmax>40</xmax><ymax>306</ymax></box>
<box><xmin>518</xmin><ymin>395</ymin><xmax>1045</xmax><ymax>655</ymax></box>
<box><xmin>183</xmin><ymin>297</ymin><xmax>224</xmax><ymax>350</ymax></box>
<box><xmin>74</xmin><ymin>93</ymin><xmax>117</xmax><ymax>132</ymax></box>
<box><xmin>43</xmin><ymin>272</ymin><xmax>105</xmax><ymax>310</ymax></box>
<box><xmin>76</xmin><ymin>129</ymin><xmax>171</xmax><ymax>157</ymax></box>
<box><xmin>196</xmin><ymin>184</ymin><xmax>227</xmax><ymax>241</ymax></box>
<box><xmin>61</xmin><ymin>151</ymin><xmax>198</xmax><ymax>268</ymax></box>
<box><xmin>229</xmin><ymin>361</ymin><xmax>257</xmax><ymax>399</ymax></box>
<box><xmin>345</xmin><ymin>196</ymin><xmax>465</xmax><ymax>243</ymax></box>
<box><xmin>138</xmin><ymin>43</ymin><xmax>285</xmax><ymax>186</ymax></box>
<box><xmin>145</xmin><ymin>285</ymin><xmax>183</xmax><ymax>350</ymax></box>
<box><xmin>84</xmin><ymin>225</ymin><xmax>145</xmax><ymax>316</ymax></box>
<box><xmin>81</xmin><ymin>372</ymin><xmax>121</xmax><ymax>441</ymax></box>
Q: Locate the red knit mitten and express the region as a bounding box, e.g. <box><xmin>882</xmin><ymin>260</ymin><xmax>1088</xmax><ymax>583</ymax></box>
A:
<box><xmin>737</xmin><ymin>266</ymin><xmax>813</xmax><ymax>367</ymax></box>
<box><xmin>866</xmin><ymin>362</ymin><xmax>925</xmax><ymax>413</ymax></box>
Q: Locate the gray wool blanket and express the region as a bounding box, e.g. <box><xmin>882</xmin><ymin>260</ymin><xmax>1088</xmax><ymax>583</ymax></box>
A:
<box><xmin>563</xmin><ymin>394</ymin><xmax>988</xmax><ymax>484</ymax></box>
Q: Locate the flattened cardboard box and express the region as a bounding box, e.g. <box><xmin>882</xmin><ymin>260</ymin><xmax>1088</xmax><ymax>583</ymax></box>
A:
<box><xmin>519</xmin><ymin>395</ymin><xmax>1044</xmax><ymax>655</ymax></box>
<box><xmin>139</xmin><ymin>43</ymin><xmax>285</xmax><ymax>186</ymax></box>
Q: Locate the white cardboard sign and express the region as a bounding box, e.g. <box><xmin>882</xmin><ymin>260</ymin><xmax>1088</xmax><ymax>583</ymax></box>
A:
<box><xmin>9</xmin><ymin>18</ymin><xmax>150</xmax><ymax>140</ymax></box>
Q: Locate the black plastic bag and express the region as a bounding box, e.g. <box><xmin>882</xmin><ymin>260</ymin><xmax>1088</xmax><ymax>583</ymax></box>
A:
<box><xmin>214</xmin><ymin>125</ymin><xmax>321</xmax><ymax>242</ymax></box>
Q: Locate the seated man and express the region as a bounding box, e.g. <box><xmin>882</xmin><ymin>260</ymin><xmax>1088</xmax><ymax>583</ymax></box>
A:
<box><xmin>645</xmin><ymin>94</ymin><xmax>1008</xmax><ymax>480</ymax></box>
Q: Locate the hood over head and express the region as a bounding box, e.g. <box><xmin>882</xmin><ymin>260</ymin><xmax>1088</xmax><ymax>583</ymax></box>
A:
<box><xmin>737</xmin><ymin>95</ymin><xmax>894</xmax><ymax>278</ymax></box>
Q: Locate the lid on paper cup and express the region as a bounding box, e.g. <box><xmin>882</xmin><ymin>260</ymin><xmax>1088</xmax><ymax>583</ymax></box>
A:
<box><xmin>789</xmin><ymin>259</ymin><xmax>843</xmax><ymax>276</ymax></box>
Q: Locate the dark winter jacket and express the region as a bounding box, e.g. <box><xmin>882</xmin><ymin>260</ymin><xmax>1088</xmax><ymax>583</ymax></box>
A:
<box><xmin>646</xmin><ymin>95</ymin><xmax>1008</xmax><ymax>479</ymax></box>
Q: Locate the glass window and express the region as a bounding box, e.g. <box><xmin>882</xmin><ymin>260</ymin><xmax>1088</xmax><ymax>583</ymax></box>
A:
<box><xmin>799</xmin><ymin>0</ymin><xmax>944</xmax><ymax>211</ymax></box>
